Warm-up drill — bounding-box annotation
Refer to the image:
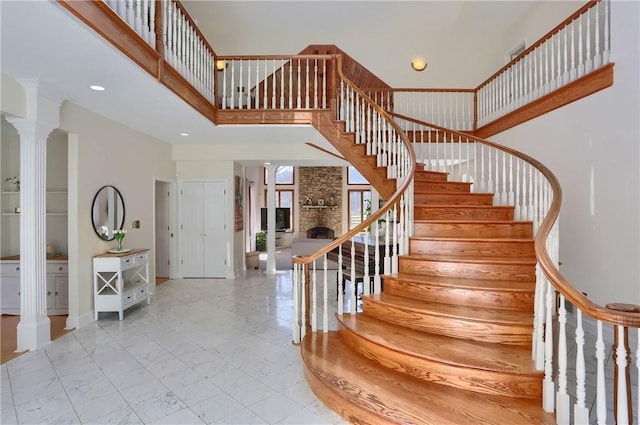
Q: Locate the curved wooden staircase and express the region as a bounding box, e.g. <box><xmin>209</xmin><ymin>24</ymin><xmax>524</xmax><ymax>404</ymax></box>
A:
<box><xmin>301</xmin><ymin>169</ymin><xmax>556</xmax><ymax>424</ymax></box>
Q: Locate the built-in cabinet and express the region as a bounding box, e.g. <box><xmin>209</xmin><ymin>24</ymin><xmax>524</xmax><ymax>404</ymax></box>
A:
<box><xmin>180</xmin><ymin>181</ymin><xmax>226</xmax><ymax>277</ymax></box>
<box><xmin>0</xmin><ymin>259</ymin><xmax>68</xmax><ymax>315</ymax></box>
<box><xmin>93</xmin><ymin>249</ymin><xmax>150</xmax><ymax>320</ymax></box>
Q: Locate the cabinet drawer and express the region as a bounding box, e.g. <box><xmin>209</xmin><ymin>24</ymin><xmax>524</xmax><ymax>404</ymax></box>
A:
<box><xmin>120</xmin><ymin>255</ymin><xmax>135</xmax><ymax>269</ymax></box>
<box><xmin>134</xmin><ymin>252</ymin><xmax>148</xmax><ymax>264</ymax></box>
<box><xmin>0</xmin><ymin>263</ymin><xmax>21</xmax><ymax>277</ymax></box>
<box><xmin>47</xmin><ymin>263</ymin><xmax>68</xmax><ymax>274</ymax></box>
<box><xmin>135</xmin><ymin>285</ymin><xmax>149</xmax><ymax>300</ymax></box>
<box><xmin>122</xmin><ymin>292</ymin><xmax>137</xmax><ymax>308</ymax></box>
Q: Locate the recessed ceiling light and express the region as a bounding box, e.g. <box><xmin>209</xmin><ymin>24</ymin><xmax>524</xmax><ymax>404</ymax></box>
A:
<box><xmin>180</xmin><ymin>132</ymin><xmax>189</xmax><ymax>136</ymax></box>
<box><xmin>264</xmin><ymin>162</ymin><xmax>271</xmax><ymax>165</ymax></box>
<box><xmin>90</xmin><ymin>85</ymin><xmax>105</xmax><ymax>91</ymax></box>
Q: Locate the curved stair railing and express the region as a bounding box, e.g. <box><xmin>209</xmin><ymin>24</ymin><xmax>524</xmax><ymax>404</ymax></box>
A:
<box><xmin>390</xmin><ymin>111</ymin><xmax>640</xmax><ymax>424</ymax></box>
<box><xmin>291</xmin><ymin>59</ymin><xmax>416</xmax><ymax>345</ymax></box>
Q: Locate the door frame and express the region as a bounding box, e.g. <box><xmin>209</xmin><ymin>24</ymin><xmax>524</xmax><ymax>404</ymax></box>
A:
<box><xmin>153</xmin><ymin>177</ymin><xmax>177</xmax><ymax>281</ymax></box>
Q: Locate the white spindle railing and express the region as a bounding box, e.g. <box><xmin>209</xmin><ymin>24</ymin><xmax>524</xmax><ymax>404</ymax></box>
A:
<box><xmin>374</xmin><ymin>1</ymin><xmax>611</xmax><ymax>134</ymax></box>
<box><xmin>161</xmin><ymin>1</ymin><xmax>214</xmax><ymax>103</ymax></box>
<box><xmin>389</xmin><ymin>112</ymin><xmax>639</xmax><ymax>424</ymax></box>
<box><xmin>216</xmin><ymin>56</ymin><xmax>330</xmax><ymax>110</ymax></box>
<box><xmin>103</xmin><ymin>0</ymin><xmax>156</xmax><ymax>47</ymax></box>
<box><xmin>477</xmin><ymin>0</ymin><xmax>611</xmax><ymax>127</ymax></box>
<box><xmin>292</xmin><ymin>68</ymin><xmax>415</xmax><ymax>343</ymax></box>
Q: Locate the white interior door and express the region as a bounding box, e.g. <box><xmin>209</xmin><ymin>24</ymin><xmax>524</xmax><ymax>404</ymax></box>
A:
<box><xmin>181</xmin><ymin>182</ymin><xmax>205</xmax><ymax>277</ymax></box>
<box><xmin>203</xmin><ymin>181</ymin><xmax>226</xmax><ymax>277</ymax></box>
<box><xmin>180</xmin><ymin>181</ymin><xmax>227</xmax><ymax>278</ymax></box>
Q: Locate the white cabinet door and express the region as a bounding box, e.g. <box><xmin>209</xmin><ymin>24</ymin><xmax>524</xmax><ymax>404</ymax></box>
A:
<box><xmin>180</xmin><ymin>181</ymin><xmax>226</xmax><ymax>278</ymax></box>
<box><xmin>203</xmin><ymin>182</ymin><xmax>227</xmax><ymax>277</ymax></box>
<box><xmin>1</xmin><ymin>276</ymin><xmax>20</xmax><ymax>312</ymax></box>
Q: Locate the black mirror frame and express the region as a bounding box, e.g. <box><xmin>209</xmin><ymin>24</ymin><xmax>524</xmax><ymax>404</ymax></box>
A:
<box><xmin>91</xmin><ymin>185</ymin><xmax>126</xmax><ymax>241</ymax></box>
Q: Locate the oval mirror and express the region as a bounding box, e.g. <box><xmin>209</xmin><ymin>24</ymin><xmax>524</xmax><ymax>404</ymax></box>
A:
<box><xmin>91</xmin><ymin>185</ymin><xmax>125</xmax><ymax>241</ymax></box>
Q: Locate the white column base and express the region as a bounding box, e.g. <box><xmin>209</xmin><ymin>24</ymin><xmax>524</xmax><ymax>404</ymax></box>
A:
<box><xmin>16</xmin><ymin>315</ymin><xmax>51</xmax><ymax>352</ymax></box>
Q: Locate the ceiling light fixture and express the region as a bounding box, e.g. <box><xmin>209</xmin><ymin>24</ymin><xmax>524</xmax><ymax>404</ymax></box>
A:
<box><xmin>411</xmin><ymin>58</ymin><xmax>428</xmax><ymax>72</ymax></box>
<box><xmin>90</xmin><ymin>85</ymin><xmax>105</xmax><ymax>91</ymax></box>
<box><xmin>180</xmin><ymin>132</ymin><xmax>189</xmax><ymax>136</ymax></box>
<box><xmin>215</xmin><ymin>59</ymin><xmax>227</xmax><ymax>71</ymax></box>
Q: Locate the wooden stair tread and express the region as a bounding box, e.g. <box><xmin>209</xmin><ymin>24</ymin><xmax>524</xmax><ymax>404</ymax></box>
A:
<box><xmin>383</xmin><ymin>272</ymin><xmax>535</xmax><ymax>292</ymax></box>
<box><xmin>338</xmin><ymin>313</ymin><xmax>539</xmax><ymax>373</ymax></box>
<box><xmin>400</xmin><ymin>253</ymin><xmax>537</xmax><ymax>265</ymax></box>
<box><xmin>302</xmin><ymin>332</ymin><xmax>555</xmax><ymax>425</ymax></box>
<box><xmin>410</xmin><ymin>236</ymin><xmax>533</xmax><ymax>242</ymax></box>
<box><xmin>368</xmin><ymin>293</ymin><xmax>534</xmax><ymax>325</ymax></box>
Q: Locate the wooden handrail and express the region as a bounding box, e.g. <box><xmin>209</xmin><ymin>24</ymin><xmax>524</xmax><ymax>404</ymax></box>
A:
<box><xmin>292</xmin><ymin>55</ymin><xmax>416</xmax><ymax>266</ymax></box>
<box><xmin>475</xmin><ymin>0</ymin><xmax>600</xmax><ymax>91</ymax></box>
<box><xmin>170</xmin><ymin>0</ymin><xmax>217</xmax><ymax>59</ymax></box>
<box><xmin>389</xmin><ymin>110</ymin><xmax>640</xmax><ymax>329</ymax></box>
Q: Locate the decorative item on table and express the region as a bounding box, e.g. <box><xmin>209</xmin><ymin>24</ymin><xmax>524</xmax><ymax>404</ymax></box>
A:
<box><xmin>306</xmin><ymin>196</ymin><xmax>313</xmax><ymax>206</ymax></box>
<box><xmin>98</xmin><ymin>225</ymin><xmax>109</xmax><ymax>240</ymax></box>
<box><xmin>113</xmin><ymin>229</ymin><xmax>127</xmax><ymax>252</ymax></box>
<box><xmin>317</xmin><ymin>198</ymin><xmax>324</xmax><ymax>206</ymax></box>
<box><xmin>5</xmin><ymin>176</ymin><xmax>19</xmax><ymax>192</ymax></box>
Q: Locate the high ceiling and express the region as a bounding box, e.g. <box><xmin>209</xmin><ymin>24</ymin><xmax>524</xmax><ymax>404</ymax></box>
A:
<box><xmin>1</xmin><ymin>1</ymin><xmax>536</xmax><ymax>152</ymax></box>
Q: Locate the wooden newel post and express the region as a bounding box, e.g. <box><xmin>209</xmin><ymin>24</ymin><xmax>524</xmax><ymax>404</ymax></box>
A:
<box><xmin>328</xmin><ymin>55</ymin><xmax>338</xmax><ymax>113</ymax></box>
<box><xmin>304</xmin><ymin>263</ymin><xmax>311</xmax><ymax>335</ymax></box>
<box><xmin>154</xmin><ymin>0</ymin><xmax>164</xmax><ymax>59</ymax></box>
<box><xmin>605</xmin><ymin>303</ymin><xmax>640</xmax><ymax>425</ymax></box>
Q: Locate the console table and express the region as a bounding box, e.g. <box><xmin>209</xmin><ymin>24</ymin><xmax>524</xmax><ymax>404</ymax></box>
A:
<box><xmin>93</xmin><ymin>249</ymin><xmax>150</xmax><ymax>320</ymax></box>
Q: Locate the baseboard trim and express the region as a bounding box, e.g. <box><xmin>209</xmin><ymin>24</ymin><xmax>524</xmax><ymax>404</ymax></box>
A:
<box><xmin>65</xmin><ymin>311</ymin><xmax>94</xmax><ymax>330</ymax></box>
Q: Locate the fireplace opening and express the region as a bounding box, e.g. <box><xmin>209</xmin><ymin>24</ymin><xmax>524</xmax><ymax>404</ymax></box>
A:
<box><xmin>307</xmin><ymin>227</ymin><xmax>334</xmax><ymax>239</ymax></box>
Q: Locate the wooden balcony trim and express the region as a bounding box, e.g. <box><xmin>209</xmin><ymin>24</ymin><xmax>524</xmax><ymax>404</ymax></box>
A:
<box><xmin>474</xmin><ymin>63</ymin><xmax>614</xmax><ymax>139</ymax></box>
<box><xmin>58</xmin><ymin>1</ymin><xmax>160</xmax><ymax>78</ymax></box>
<box><xmin>160</xmin><ymin>63</ymin><xmax>217</xmax><ymax>124</ymax></box>
<box><xmin>216</xmin><ymin>109</ymin><xmax>321</xmax><ymax>125</ymax></box>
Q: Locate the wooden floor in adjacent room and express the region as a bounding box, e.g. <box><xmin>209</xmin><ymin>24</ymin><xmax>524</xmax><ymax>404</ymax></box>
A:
<box><xmin>1</xmin><ymin>315</ymin><xmax>70</xmax><ymax>364</ymax></box>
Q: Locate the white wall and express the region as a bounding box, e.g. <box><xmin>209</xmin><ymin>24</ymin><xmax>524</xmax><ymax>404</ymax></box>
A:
<box><xmin>61</xmin><ymin>101</ymin><xmax>175</xmax><ymax>326</ymax></box>
<box><xmin>491</xmin><ymin>1</ymin><xmax>640</xmax><ymax>305</ymax></box>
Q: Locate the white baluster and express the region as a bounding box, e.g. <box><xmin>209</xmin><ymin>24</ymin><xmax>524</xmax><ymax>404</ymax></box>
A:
<box><xmin>578</xmin><ymin>14</ymin><xmax>585</xmax><ymax>77</ymax></box>
<box><xmin>148</xmin><ymin>0</ymin><xmax>155</xmax><ymax>48</ymax></box>
<box><xmin>603</xmin><ymin>0</ymin><xmax>610</xmax><ymax>64</ymax></box>
<box><xmin>586</xmin><ymin>6</ymin><xmax>593</xmax><ymax>73</ymax></box>
<box><xmin>292</xmin><ymin>264</ymin><xmax>300</xmax><ymax>343</ymax></box>
<box><xmin>556</xmin><ymin>295</ymin><xmax>570</xmax><ymax>424</ymax></box>
<box><xmin>271</xmin><ymin>59</ymin><xmax>277</xmax><ymax>109</ymax></box>
<box><xmin>322</xmin><ymin>255</ymin><xmax>328</xmax><ymax>332</ymax></box>
<box><xmin>312</xmin><ymin>59</ymin><xmax>319</xmax><ymax>109</ymax></box>
<box><xmin>337</xmin><ymin>245</ymin><xmax>344</xmax><ymax>315</ymax></box>
<box><xmin>350</xmin><ymin>241</ymin><xmax>357</xmax><ymax>314</ymax></box>
<box><xmin>279</xmin><ymin>59</ymin><xmax>285</xmax><ymax>109</ymax></box>
<box><xmin>255</xmin><ymin>59</ymin><xmax>261</xmax><ymax>109</ymax></box>
<box><xmin>311</xmin><ymin>261</ymin><xmax>317</xmax><ymax>332</ymax></box>
<box><xmin>305</xmin><ymin>58</ymin><xmax>310</xmax><ymax>109</ymax></box>
<box><xmin>238</xmin><ymin>59</ymin><xmax>244</xmax><ymax>109</ymax></box>
<box><xmin>574</xmin><ymin>310</ymin><xmax>590</xmax><ymax>424</ymax></box>
<box><xmin>533</xmin><ymin>263</ymin><xmax>544</xmax><ymax>369</ymax></box>
<box><xmin>596</xmin><ymin>320</ymin><xmax>607</xmax><ymax>424</ymax></box>
<box><xmin>263</xmin><ymin>60</ymin><xmax>268</xmax><ymax>109</ymax></box>
<box><xmin>230</xmin><ymin>59</ymin><xmax>236</xmax><ymax>109</ymax></box>
<box><xmin>543</xmin><ymin>279</ymin><xmax>555</xmax><ymax>412</ymax></box>
<box><xmin>594</xmin><ymin>0</ymin><xmax>602</xmax><ymax>69</ymax></box>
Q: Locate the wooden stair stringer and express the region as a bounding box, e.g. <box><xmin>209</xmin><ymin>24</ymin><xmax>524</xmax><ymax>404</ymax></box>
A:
<box><xmin>312</xmin><ymin>110</ymin><xmax>396</xmax><ymax>199</ymax></box>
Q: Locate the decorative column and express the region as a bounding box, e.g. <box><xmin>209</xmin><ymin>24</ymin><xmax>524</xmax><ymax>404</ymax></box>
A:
<box><xmin>7</xmin><ymin>80</ymin><xmax>60</xmax><ymax>352</ymax></box>
<box><xmin>265</xmin><ymin>164</ymin><xmax>278</xmax><ymax>274</ymax></box>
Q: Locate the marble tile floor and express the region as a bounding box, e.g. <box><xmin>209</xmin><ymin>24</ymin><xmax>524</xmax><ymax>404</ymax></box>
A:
<box><xmin>0</xmin><ymin>270</ymin><xmax>349</xmax><ymax>425</ymax></box>
<box><xmin>1</xmin><ymin>266</ymin><xmax>637</xmax><ymax>425</ymax></box>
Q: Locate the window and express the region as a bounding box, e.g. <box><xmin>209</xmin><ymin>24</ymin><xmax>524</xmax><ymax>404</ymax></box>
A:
<box><xmin>264</xmin><ymin>189</ymin><xmax>294</xmax><ymax>230</ymax></box>
<box><xmin>264</xmin><ymin>165</ymin><xmax>294</xmax><ymax>185</ymax></box>
<box><xmin>347</xmin><ymin>166</ymin><xmax>368</xmax><ymax>185</ymax></box>
<box><xmin>348</xmin><ymin>189</ymin><xmax>371</xmax><ymax>230</ymax></box>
